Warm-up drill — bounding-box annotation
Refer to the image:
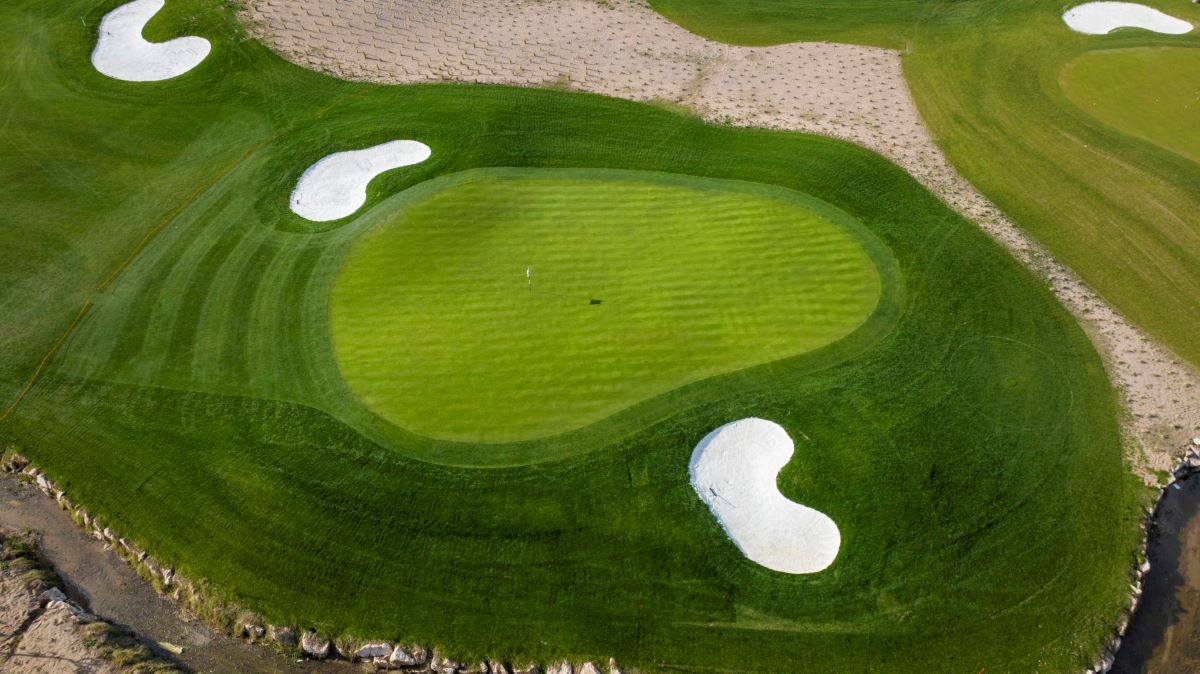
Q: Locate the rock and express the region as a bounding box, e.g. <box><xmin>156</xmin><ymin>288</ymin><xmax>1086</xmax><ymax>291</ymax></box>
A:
<box><xmin>1191</xmin><ymin>436</ymin><xmax>1200</xmax><ymax>447</ymax></box>
<box><xmin>490</xmin><ymin>662</ymin><xmax>512</xmax><ymax>674</ymax></box>
<box><xmin>579</xmin><ymin>663</ymin><xmax>601</xmax><ymax>674</ymax></box>
<box><xmin>432</xmin><ymin>652</ymin><xmax>464</xmax><ymax>673</ymax></box>
<box><xmin>301</xmin><ymin>630</ymin><xmax>333</xmax><ymax>659</ymax></box>
<box><xmin>121</xmin><ymin>539</ymin><xmax>147</xmax><ymax>561</ymax></box>
<box><xmin>242</xmin><ymin>621</ymin><xmax>266</xmax><ymax>640</ymax></box>
<box><xmin>607</xmin><ymin>658</ymin><xmax>621</xmax><ymax>674</ymax></box>
<box><xmin>547</xmin><ymin>661</ymin><xmax>573</xmax><ymax>674</ymax></box>
<box><xmin>35</xmin><ymin>473</ymin><xmax>52</xmax><ymax>493</ymax></box>
<box><xmin>3</xmin><ymin>453</ymin><xmax>29</xmax><ymax>472</ymax></box>
<box><xmin>41</xmin><ymin>588</ymin><xmax>98</xmax><ymax>622</ymax></box>
<box><xmin>161</xmin><ymin>565</ymin><xmax>175</xmax><ymax>588</ymax></box>
<box><xmin>512</xmin><ymin>665</ymin><xmax>543</xmax><ymax>674</ymax></box>
<box><xmin>269</xmin><ymin>624</ymin><xmax>298</xmax><ymax>648</ymax></box>
<box><xmin>390</xmin><ymin>644</ymin><xmax>427</xmax><ymax>667</ymax></box>
<box><xmin>355</xmin><ymin>642</ymin><xmax>393</xmax><ymax>660</ymax></box>
<box><xmin>1139</xmin><ymin>560</ymin><xmax>1151</xmax><ymax>575</ymax></box>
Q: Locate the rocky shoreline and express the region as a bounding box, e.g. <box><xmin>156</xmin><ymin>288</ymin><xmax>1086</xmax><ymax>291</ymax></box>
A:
<box><xmin>1</xmin><ymin>450</ymin><xmax>634</xmax><ymax>674</ymax></box>
<box><xmin>1085</xmin><ymin>439</ymin><xmax>1200</xmax><ymax>674</ymax></box>
<box><xmin>5</xmin><ymin>443</ymin><xmax>1199</xmax><ymax>673</ymax></box>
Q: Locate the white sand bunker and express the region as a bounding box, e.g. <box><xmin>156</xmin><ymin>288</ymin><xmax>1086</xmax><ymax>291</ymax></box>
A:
<box><xmin>289</xmin><ymin>140</ymin><xmax>432</xmax><ymax>222</ymax></box>
<box><xmin>92</xmin><ymin>0</ymin><xmax>212</xmax><ymax>82</ymax></box>
<box><xmin>690</xmin><ymin>418</ymin><xmax>840</xmax><ymax>574</ymax></box>
<box><xmin>1063</xmin><ymin>2</ymin><xmax>1193</xmax><ymax>34</ymax></box>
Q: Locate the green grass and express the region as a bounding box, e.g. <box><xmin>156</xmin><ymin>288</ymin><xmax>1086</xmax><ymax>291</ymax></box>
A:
<box><xmin>1060</xmin><ymin>47</ymin><xmax>1200</xmax><ymax>164</ymax></box>
<box><xmin>648</xmin><ymin>0</ymin><xmax>1200</xmax><ymax>372</ymax></box>
<box><xmin>331</xmin><ymin>169</ymin><xmax>889</xmax><ymax>443</ymax></box>
<box><xmin>0</xmin><ymin>1</ymin><xmax>1140</xmax><ymax>672</ymax></box>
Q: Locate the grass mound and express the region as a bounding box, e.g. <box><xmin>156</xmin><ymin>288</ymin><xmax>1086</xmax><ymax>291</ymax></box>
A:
<box><xmin>331</xmin><ymin>170</ymin><xmax>887</xmax><ymax>443</ymax></box>
<box><xmin>1061</xmin><ymin>46</ymin><xmax>1200</xmax><ymax>164</ymax></box>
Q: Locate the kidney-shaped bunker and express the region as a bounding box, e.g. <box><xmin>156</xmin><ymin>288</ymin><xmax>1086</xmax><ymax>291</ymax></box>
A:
<box><xmin>690</xmin><ymin>418</ymin><xmax>841</xmax><ymax>574</ymax></box>
<box><xmin>92</xmin><ymin>0</ymin><xmax>212</xmax><ymax>82</ymax></box>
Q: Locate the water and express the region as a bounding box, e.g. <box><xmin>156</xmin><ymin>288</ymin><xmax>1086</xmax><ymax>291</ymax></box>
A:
<box><xmin>1113</xmin><ymin>474</ymin><xmax>1200</xmax><ymax>674</ymax></box>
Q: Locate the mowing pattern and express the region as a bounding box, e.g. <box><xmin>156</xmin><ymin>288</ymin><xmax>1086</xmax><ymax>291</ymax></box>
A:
<box><xmin>331</xmin><ymin>172</ymin><xmax>882</xmax><ymax>442</ymax></box>
<box><xmin>238</xmin><ymin>0</ymin><xmax>1200</xmax><ymax>465</ymax></box>
<box><xmin>0</xmin><ymin>1</ymin><xmax>1139</xmax><ymax>673</ymax></box>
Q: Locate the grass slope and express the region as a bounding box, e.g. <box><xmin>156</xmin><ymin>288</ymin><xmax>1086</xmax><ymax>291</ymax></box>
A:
<box><xmin>649</xmin><ymin>0</ymin><xmax>1200</xmax><ymax>370</ymax></box>
<box><xmin>0</xmin><ymin>1</ymin><xmax>1138</xmax><ymax>672</ymax></box>
<box><xmin>1060</xmin><ymin>47</ymin><xmax>1200</xmax><ymax>165</ymax></box>
<box><xmin>331</xmin><ymin>169</ymin><xmax>888</xmax><ymax>443</ymax></box>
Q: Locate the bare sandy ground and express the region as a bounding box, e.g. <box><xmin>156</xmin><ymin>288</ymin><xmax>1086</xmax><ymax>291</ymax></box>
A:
<box><xmin>0</xmin><ymin>475</ymin><xmax>348</xmax><ymax>674</ymax></box>
<box><xmin>240</xmin><ymin>0</ymin><xmax>1200</xmax><ymax>477</ymax></box>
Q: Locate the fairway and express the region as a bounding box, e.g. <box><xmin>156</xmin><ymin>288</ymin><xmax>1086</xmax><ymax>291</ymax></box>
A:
<box><xmin>1061</xmin><ymin>47</ymin><xmax>1200</xmax><ymax>164</ymax></box>
<box><xmin>331</xmin><ymin>170</ymin><xmax>885</xmax><ymax>442</ymax></box>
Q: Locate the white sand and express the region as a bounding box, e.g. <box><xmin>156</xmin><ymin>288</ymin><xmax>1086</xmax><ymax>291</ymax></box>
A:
<box><xmin>1063</xmin><ymin>2</ymin><xmax>1193</xmax><ymax>34</ymax></box>
<box><xmin>91</xmin><ymin>0</ymin><xmax>212</xmax><ymax>82</ymax></box>
<box><xmin>690</xmin><ymin>418</ymin><xmax>840</xmax><ymax>574</ymax></box>
<box><xmin>289</xmin><ymin>140</ymin><xmax>432</xmax><ymax>221</ymax></box>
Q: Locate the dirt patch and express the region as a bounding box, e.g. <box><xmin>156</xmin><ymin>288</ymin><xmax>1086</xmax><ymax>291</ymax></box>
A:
<box><xmin>240</xmin><ymin>0</ymin><xmax>1200</xmax><ymax>478</ymax></box>
<box><xmin>0</xmin><ymin>474</ymin><xmax>350</xmax><ymax>674</ymax></box>
<box><xmin>0</xmin><ymin>526</ymin><xmax>168</xmax><ymax>674</ymax></box>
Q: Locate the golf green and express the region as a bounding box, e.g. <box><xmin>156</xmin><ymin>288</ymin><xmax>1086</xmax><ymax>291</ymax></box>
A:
<box><xmin>1061</xmin><ymin>47</ymin><xmax>1200</xmax><ymax>165</ymax></box>
<box><xmin>331</xmin><ymin>170</ymin><xmax>886</xmax><ymax>442</ymax></box>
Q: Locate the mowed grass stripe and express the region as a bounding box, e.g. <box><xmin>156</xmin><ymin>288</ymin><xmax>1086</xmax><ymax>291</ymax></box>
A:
<box><xmin>0</xmin><ymin>2</ymin><xmax>1137</xmax><ymax>669</ymax></box>
<box><xmin>331</xmin><ymin>170</ymin><xmax>886</xmax><ymax>442</ymax></box>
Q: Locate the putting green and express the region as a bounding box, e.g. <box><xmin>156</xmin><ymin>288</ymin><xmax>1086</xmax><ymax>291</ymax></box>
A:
<box><xmin>331</xmin><ymin>169</ymin><xmax>885</xmax><ymax>442</ymax></box>
<box><xmin>1061</xmin><ymin>47</ymin><xmax>1200</xmax><ymax>165</ymax></box>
